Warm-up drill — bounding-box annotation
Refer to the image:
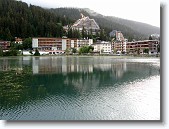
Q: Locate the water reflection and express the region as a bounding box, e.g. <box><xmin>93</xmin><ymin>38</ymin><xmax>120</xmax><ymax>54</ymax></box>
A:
<box><xmin>0</xmin><ymin>57</ymin><xmax>160</xmax><ymax>120</ymax></box>
<box><xmin>31</xmin><ymin>57</ymin><xmax>159</xmax><ymax>78</ymax></box>
<box><xmin>0</xmin><ymin>56</ymin><xmax>160</xmax><ymax>98</ymax></box>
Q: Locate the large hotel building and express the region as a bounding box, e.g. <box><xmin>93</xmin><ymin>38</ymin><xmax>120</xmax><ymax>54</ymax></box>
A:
<box><xmin>32</xmin><ymin>37</ymin><xmax>93</xmax><ymax>52</ymax></box>
<box><xmin>112</xmin><ymin>40</ymin><xmax>159</xmax><ymax>54</ymax></box>
<box><xmin>126</xmin><ymin>40</ymin><xmax>159</xmax><ymax>54</ymax></box>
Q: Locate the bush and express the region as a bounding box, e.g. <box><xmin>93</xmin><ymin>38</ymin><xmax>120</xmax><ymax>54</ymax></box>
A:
<box><xmin>34</xmin><ymin>49</ymin><xmax>40</xmax><ymax>56</ymax></box>
<box><xmin>2</xmin><ymin>49</ymin><xmax>18</xmax><ymax>56</ymax></box>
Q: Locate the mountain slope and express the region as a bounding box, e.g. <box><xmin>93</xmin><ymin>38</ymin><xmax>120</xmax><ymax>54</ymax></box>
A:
<box><xmin>83</xmin><ymin>8</ymin><xmax>160</xmax><ymax>36</ymax></box>
<box><xmin>0</xmin><ymin>0</ymin><xmax>160</xmax><ymax>41</ymax></box>
<box><xmin>50</xmin><ymin>8</ymin><xmax>160</xmax><ymax>40</ymax></box>
<box><xmin>0</xmin><ymin>0</ymin><xmax>72</xmax><ymax>40</ymax></box>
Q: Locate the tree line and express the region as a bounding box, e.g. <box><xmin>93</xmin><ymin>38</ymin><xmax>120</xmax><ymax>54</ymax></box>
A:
<box><xmin>0</xmin><ymin>0</ymin><xmax>73</xmax><ymax>41</ymax></box>
<box><xmin>0</xmin><ymin>0</ymin><xmax>109</xmax><ymax>42</ymax></box>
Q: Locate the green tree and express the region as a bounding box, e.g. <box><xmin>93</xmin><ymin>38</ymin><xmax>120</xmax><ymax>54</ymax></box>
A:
<box><xmin>88</xmin><ymin>45</ymin><xmax>94</xmax><ymax>51</ymax></box>
<box><xmin>67</xmin><ymin>27</ymin><xmax>73</xmax><ymax>38</ymax></box>
<box><xmin>65</xmin><ymin>48</ymin><xmax>70</xmax><ymax>55</ymax></box>
<box><xmin>100</xmin><ymin>29</ymin><xmax>106</xmax><ymax>41</ymax></box>
<box><xmin>23</xmin><ymin>37</ymin><xmax>32</xmax><ymax>50</ymax></box>
<box><xmin>0</xmin><ymin>0</ymin><xmax>72</xmax><ymax>40</ymax></box>
<box><xmin>127</xmin><ymin>36</ymin><xmax>133</xmax><ymax>42</ymax></box>
<box><xmin>71</xmin><ymin>48</ymin><xmax>77</xmax><ymax>53</ymax></box>
<box><xmin>79</xmin><ymin>46</ymin><xmax>88</xmax><ymax>54</ymax></box>
<box><xmin>34</xmin><ymin>49</ymin><xmax>40</xmax><ymax>56</ymax></box>
<box><xmin>143</xmin><ymin>48</ymin><xmax>149</xmax><ymax>54</ymax></box>
<box><xmin>9</xmin><ymin>49</ymin><xmax>18</xmax><ymax>56</ymax></box>
<box><xmin>79</xmin><ymin>45</ymin><xmax>94</xmax><ymax>54</ymax></box>
<box><xmin>82</xmin><ymin>26</ymin><xmax>87</xmax><ymax>39</ymax></box>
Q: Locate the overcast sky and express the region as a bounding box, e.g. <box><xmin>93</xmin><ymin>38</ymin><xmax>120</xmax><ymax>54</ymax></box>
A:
<box><xmin>21</xmin><ymin>0</ymin><xmax>160</xmax><ymax>27</ymax></box>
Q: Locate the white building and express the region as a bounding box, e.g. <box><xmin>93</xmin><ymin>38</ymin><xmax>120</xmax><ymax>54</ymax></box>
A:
<box><xmin>93</xmin><ymin>41</ymin><xmax>112</xmax><ymax>54</ymax></box>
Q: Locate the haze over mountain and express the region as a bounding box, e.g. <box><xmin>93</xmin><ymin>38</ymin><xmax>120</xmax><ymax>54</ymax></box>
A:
<box><xmin>50</xmin><ymin>8</ymin><xmax>160</xmax><ymax>40</ymax></box>
<box><xmin>0</xmin><ymin>0</ymin><xmax>160</xmax><ymax>41</ymax></box>
<box><xmin>84</xmin><ymin>8</ymin><xmax>160</xmax><ymax>34</ymax></box>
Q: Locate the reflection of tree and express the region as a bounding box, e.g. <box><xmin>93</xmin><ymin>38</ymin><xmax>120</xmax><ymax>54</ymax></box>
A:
<box><xmin>0</xmin><ymin>67</ymin><xmax>31</xmax><ymax>107</ymax></box>
<box><xmin>0</xmin><ymin>58</ymin><xmax>160</xmax><ymax>109</ymax></box>
<box><xmin>0</xmin><ymin>67</ymin><xmax>47</xmax><ymax>108</ymax></box>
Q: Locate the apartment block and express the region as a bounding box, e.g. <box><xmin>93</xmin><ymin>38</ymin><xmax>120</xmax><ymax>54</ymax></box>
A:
<box><xmin>32</xmin><ymin>37</ymin><xmax>93</xmax><ymax>52</ymax></box>
<box><xmin>126</xmin><ymin>40</ymin><xmax>159</xmax><ymax>54</ymax></box>
<box><xmin>32</xmin><ymin>37</ymin><xmax>79</xmax><ymax>51</ymax></box>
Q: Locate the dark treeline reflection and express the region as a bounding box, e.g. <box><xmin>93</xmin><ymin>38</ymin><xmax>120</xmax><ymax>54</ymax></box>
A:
<box><xmin>0</xmin><ymin>57</ymin><xmax>160</xmax><ymax>108</ymax></box>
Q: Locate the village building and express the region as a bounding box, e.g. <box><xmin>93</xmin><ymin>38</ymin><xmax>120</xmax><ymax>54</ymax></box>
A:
<box><xmin>110</xmin><ymin>30</ymin><xmax>126</xmax><ymax>54</ymax></box>
<box><xmin>0</xmin><ymin>41</ymin><xmax>10</xmax><ymax>50</ymax></box>
<box><xmin>15</xmin><ymin>37</ymin><xmax>23</xmax><ymax>44</ymax></box>
<box><xmin>92</xmin><ymin>41</ymin><xmax>112</xmax><ymax>54</ymax></box>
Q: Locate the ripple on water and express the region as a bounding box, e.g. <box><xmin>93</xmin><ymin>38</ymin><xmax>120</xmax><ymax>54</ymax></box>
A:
<box><xmin>0</xmin><ymin>57</ymin><xmax>160</xmax><ymax>120</ymax></box>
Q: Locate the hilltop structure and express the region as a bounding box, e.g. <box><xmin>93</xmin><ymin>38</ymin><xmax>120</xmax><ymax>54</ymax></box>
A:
<box><xmin>64</xmin><ymin>14</ymin><xmax>100</xmax><ymax>35</ymax></box>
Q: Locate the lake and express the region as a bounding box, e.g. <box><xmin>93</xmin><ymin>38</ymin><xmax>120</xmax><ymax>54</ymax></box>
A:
<box><xmin>0</xmin><ymin>56</ymin><xmax>160</xmax><ymax>120</ymax></box>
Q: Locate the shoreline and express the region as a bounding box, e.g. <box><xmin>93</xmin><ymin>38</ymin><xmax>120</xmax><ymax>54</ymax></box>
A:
<box><xmin>0</xmin><ymin>55</ymin><xmax>160</xmax><ymax>59</ymax></box>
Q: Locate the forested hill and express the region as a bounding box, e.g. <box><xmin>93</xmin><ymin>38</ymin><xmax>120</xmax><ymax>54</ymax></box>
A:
<box><xmin>50</xmin><ymin>8</ymin><xmax>160</xmax><ymax>40</ymax></box>
<box><xmin>84</xmin><ymin>8</ymin><xmax>160</xmax><ymax>35</ymax></box>
<box><xmin>0</xmin><ymin>0</ymin><xmax>160</xmax><ymax>41</ymax></box>
<box><xmin>0</xmin><ymin>0</ymin><xmax>73</xmax><ymax>41</ymax></box>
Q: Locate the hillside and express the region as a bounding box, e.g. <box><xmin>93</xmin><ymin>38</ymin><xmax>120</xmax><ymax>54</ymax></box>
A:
<box><xmin>0</xmin><ymin>0</ymin><xmax>160</xmax><ymax>41</ymax></box>
<box><xmin>50</xmin><ymin>8</ymin><xmax>160</xmax><ymax>40</ymax></box>
<box><xmin>84</xmin><ymin>8</ymin><xmax>160</xmax><ymax>35</ymax></box>
<box><xmin>0</xmin><ymin>0</ymin><xmax>72</xmax><ymax>40</ymax></box>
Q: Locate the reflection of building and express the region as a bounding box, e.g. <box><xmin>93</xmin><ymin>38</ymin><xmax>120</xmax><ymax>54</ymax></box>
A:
<box><xmin>112</xmin><ymin>63</ymin><xmax>127</xmax><ymax>79</ymax></box>
<box><xmin>32</xmin><ymin>57</ymin><xmax>129</xmax><ymax>80</ymax></box>
<box><xmin>32</xmin><ymin>57</ymin><xmax>94</xmax><ymax>74</ymax></box>
<box><xmin>0</xmin><ymin>41</ymin><xmax>10</xmax><ymax>50</ymax></box>
<box><xmin>0</xmin><ymin>57</ymin><xmax>23</xmax><ymax>71</ymax></box>
<box><xmin>93</xmin><ymin>62</ymin><xmax>127</xmax><ymax>78</ymax></box>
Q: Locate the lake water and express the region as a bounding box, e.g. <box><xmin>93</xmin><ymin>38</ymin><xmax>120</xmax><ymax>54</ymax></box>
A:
<box><xmin>0</xmin><ymin>56</ymin><xmax>160</xmax><ymax>120</ymax></box>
